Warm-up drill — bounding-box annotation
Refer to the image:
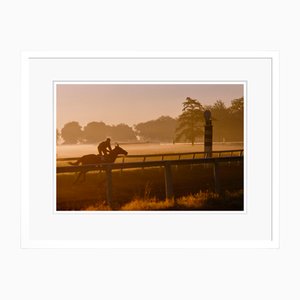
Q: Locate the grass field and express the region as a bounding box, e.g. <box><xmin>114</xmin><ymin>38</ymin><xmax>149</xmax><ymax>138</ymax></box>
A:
<box><xmin>56</xmin><ymin>162</ymin><xmax>243</xmax><ymax>211</ymax></box>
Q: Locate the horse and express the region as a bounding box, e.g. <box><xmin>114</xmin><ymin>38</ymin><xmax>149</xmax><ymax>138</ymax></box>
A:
<box><xmin>69</xmin><ymin>144</ymin><xmax>128</xmax><ymax>183</ymax></box>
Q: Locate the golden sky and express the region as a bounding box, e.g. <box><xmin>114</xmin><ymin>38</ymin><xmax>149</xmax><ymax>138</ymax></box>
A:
<box><xmin>56</xmin><ymin>83</ymin><xmax>243</xmax><ymax>129</ymax></box>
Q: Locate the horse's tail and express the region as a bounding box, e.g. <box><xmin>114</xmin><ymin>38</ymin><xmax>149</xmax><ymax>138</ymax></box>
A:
<box><xmin>69</xmin><ymin>158</ymin><xmax>81</xmax><ymax>166</ymax></box>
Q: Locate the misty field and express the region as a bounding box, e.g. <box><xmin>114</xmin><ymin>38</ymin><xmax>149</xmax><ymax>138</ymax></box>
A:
<box><xmin>56</xmin><ymin>142</ymin><xmax>243</xmax><ymax>211</ymax></box>
<box><xmin>57</xmin><ymin>142</ymin><xmax>243</xmax><ymax>159</ymax></box>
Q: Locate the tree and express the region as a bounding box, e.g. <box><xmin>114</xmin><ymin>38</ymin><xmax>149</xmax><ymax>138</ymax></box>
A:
<box><xmin>228</xmin><ymin>97</ymin><xmax>244</xmax><ymax>141</ymax></box>
<box><xmin>175</xmin><ymin>97</ymin><xmax>204</xmax><ymax>145</ymax></box>
<box><xmin>82</xmin><ymin>121</ymin><xmax>108</xmax><ymax>143</ymax></box>
<box><xmin>109</xmin><ymin>123</ymin><xmax>137</xmax><ymax>142</ymax></box>
<box><xmin>61</xmin><ymin>121</ymin><xmax>82</xmax><ymax>144</ymax></box>
<box><xmin>230</xmin><ymin>97</ymin><xmax>244</xmax><ymax>114</ymax></box>
<box><xmin>209</xmin><ymin>98</ymin><xmax>244</xmax><ymax>142</ymax></box>
<box><xmin>134</xmin><ymin>116</ymin><xmax>177</xmax><ymax>142</ymax></box>
<box><xmin>210</xmin><ymin>100</ymin><xmax>229</xmax><ymax>142</ymax></box>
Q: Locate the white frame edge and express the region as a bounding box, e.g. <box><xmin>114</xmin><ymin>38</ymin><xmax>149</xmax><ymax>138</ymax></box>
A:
<box><xmin>21</xmin><ymin>51</ymin><xmax>280</xmax><ymax>249</ymax></box>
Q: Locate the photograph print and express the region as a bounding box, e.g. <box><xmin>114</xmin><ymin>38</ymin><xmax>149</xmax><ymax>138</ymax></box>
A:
<box><xmin>56</xmin><ymin>83</ymin><xmax>244</xmax><ymax>211</ymax></box>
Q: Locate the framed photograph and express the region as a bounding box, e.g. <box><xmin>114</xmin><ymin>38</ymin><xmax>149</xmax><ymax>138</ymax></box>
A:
<box><xmin>21</xmin><ymin>52</ymin><xmax>279</xmax><ymax>248</ymax></box>
<box><xmin>56</xmin><ymin>82</ymin><xmax>244</xmax><ymax>212</ymax></box>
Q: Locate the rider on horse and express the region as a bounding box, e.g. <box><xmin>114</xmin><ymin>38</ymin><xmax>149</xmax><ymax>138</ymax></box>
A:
<box><xmin>97</xmin><ymin>138</ymin><xmax>112</xmax><ymax>157</ymax></box>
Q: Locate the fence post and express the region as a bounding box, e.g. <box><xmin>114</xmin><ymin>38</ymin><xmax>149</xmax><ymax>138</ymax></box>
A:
<box><xmin>120</xmin><ymin>156</ymin><xmax>125</xmax><ymax>174</ymax></box>
<box><xmin>213</xmin><ymin>161</ymin><xmax>220</xmax><ymax>194</ymax></box>
<box><xmin>105</xmin><ymin>165</ymin><xmax>113</xmax><ymax>206</ymax></box>
<box><xmin>142</xmin><ymin>156</ymin><xmax>146</xmax><ymax>171</ymax></box>
<box><xmin>204</xmin><ymin>110</ymin><xmax>213</xmax><ymax>158</ymax></box>
<box><xmin>177</xmin><ymin>155</ymin><xmax>181</xmax><ymax>170</ymax></box>
<box><xmin>164</xmin><ymin>162</ymin><xmax>174</xmax><ymax>199</ymax></box>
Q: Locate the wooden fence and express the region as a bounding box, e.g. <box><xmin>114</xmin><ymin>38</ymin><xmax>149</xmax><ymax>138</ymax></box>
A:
<box><xmin>57</xmin><ymin>149</ymin><xmax>244</xmax><ymax>163</ymax></box>
<box><xmin>57</xmin><ymin>155</ymin><xmax>243</xmax><ymax>206</ymax></box>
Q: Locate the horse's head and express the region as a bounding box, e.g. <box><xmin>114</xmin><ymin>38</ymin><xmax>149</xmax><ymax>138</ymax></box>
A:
<box><xmin>114</xmin><ymin>143</ymin><xmax>128</xmax><ymax>156</ymax></box>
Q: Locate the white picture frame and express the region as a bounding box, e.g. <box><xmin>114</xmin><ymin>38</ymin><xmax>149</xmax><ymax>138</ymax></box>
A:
<box><xmin>21</xmin><ymin>52</ymin><xmax>279</xmax><ymax>248</ymax></box>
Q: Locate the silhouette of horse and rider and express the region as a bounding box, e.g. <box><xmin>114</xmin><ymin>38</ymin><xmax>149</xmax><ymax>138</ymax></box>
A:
<box><xmin>69</xmin><ymin>138</ymin><xmax>128</xmax><ymax>183</ymax></box>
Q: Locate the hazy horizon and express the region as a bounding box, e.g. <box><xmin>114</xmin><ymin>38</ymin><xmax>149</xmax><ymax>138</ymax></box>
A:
<box><xmin>56</xmin><ymin>83</ymin><xmax>244</xmax><ymax>130</ymax></box>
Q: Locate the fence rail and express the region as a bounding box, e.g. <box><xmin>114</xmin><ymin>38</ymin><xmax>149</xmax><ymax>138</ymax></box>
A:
<box><xmin>57</xmin><ymin>155</ymin><xmax>243</xmax><ymax>206</ymax></box>
<box><xmin>57</xmin><ymin>149</ymin><xmax>244</xmax><ymax>162</ymax></box>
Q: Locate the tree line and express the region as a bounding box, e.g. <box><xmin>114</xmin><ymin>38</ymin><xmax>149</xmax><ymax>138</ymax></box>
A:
<box><xmin>57</xmin><ymin>122</ymin><xmax>137</xmax><ymax>144</ymax></box>
<box><xmin>57</xmin><ymin>97</ymin><xmax>243</xmax><ymax>144</ymax></box>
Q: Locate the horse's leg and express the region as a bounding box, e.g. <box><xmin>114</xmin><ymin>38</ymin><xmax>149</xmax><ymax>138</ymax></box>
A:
<box><xmin>73</xmin><ymin>172</ymin><xmax>82</xmax><ymax>184</ymax></box>
<box><xmin>82</xmin><ymin>171</ymin><xmax>87</xmax><ymax>182</ymax></box>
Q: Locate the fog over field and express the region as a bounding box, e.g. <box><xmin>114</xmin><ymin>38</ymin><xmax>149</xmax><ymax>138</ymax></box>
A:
<box><xmin>56</xmin><ymin>142</ymin><xmax>243</xmax><ymax>158</ymax></box>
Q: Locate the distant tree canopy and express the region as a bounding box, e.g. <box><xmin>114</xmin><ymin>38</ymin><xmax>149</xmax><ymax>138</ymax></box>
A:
<box><xmin>82</xmin><ymin>122</ymin><xmax>107</xmax><ymax>143</ymax></box>
<box><xmin>209</xmin><ymin>97</ymin><xmax>244</xmax><ymax>142</ymax></box>
<box><xmin>108</xmin><ymin>123</ymin><xmax>137</xmax><ymax>142</ymax></box>
<box><xmin>134</xmin><ymin>116</ymin><xmax>177</xmax><ymax>142</ymax></box>
<box><xmin>210</xmin><ymin>100</ymin><xmax>229</xmax><ymax>142</ymax></box>
<box><xmin>227</xmin><ymin>97</ymin><xmax>243</xmax><ymax>141</ymax></box>
<box><xmin>175</xmin><ymin>97</ymin><xmax>204</xmax><ymax>145</ymax></box>
<box><xmin>61</xmin><ymin>121</ymin><xmax>82</xmax><ymax>144</ymax></box>
<box><xmin>58</xmin><ymin>97</ymin><xmax>243</xmax><ymax>144</ymax></box>
<box><xmin>61</xmin><ymin>121</ymin><xmax>138</xmax><ymax>144</ymax></box>
<box><xmin>230</xmin><ymin>97</ymin><xmax>243</xmax><ymax>113</ymax></box>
